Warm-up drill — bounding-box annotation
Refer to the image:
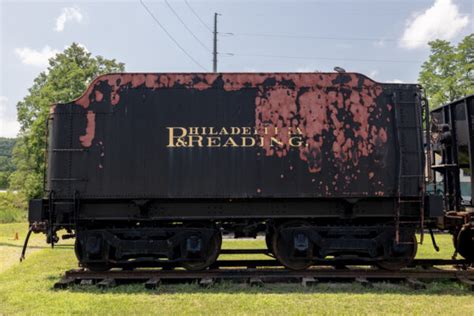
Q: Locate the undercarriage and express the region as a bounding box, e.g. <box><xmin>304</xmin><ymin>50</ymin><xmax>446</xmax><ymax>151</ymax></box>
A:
<box><xmin>72</xmin><ymin>220</ymin><xmax>419</xmax><ymax>271</ymax></box>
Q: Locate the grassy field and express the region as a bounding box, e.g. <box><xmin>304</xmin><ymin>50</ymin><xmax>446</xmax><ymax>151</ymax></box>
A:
<box><xmin>0</xmin><ymin>223</ymin><xmax>473</xmax><ymax>315</ymax></box>
<box><xmin>0</xmin><ymin>192</ymin><xmax>27</xmax><ymax>223</ymax></box>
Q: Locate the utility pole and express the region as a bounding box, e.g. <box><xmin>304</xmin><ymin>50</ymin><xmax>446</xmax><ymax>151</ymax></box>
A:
<box><xmin>213</xmin><ymin>12</ymin><xmax>218</xmax><ymax>73</ymax></box>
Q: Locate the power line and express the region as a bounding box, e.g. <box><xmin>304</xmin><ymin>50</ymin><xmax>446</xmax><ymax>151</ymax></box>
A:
<box><xmin>184</xmin><ymin>0</ymin><xmax>212</xmax><ymax>33</ymax></box>
<box><xmin>139</xmin><ymin>0</ymin><xmax>208</xmax><ymax>71</ymax></box>
<box><xmin>164</xmin><ymin>0</ymin><xmax>211</xmax><ymax>52</ymax></box>
<box><xmin>225</xmin><ymin>53</ymin><xmax>423</xmax><ymax>64</ymax></box>
<box><xmin>225</xmin><ymin>32</ymin><xmax>428</xmax><ymax>44</ymax></box>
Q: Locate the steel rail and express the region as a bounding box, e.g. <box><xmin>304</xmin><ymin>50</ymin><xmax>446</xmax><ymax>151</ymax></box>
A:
<box><xmin>64</xmin><ymin>268</ymin><xmax>474</xmax><ymax>280</ymax></box>
<box><xmin>54</xmin><ymin>258</ymin><xmax>474</xmax><ymax>289</ymax></box>
<box><xmin>87</xmin><ymin>257</ymin><xmax>471</xmax><ymax>270</ymax></box>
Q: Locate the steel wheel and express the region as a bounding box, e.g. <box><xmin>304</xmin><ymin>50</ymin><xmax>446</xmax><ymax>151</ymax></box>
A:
<box><xmin>74</xmin><ymin>239</ymin><xmax>111</xmax><ymax>271</ymax></box>
<box><xmin>377</xmin><ymin>231</ymin><xmax>417</xmax><ymax>271</ymax></box>
<box><xmin>181</xmin><ymin>224</ymin><xmax>222</xmax><ymax>271</ymax></box>
<box><xmin>454</xmin><ymin>226</ymin><xmax>474</xmax><ymax>261</ymax></box>
<box><xmin>272</xmin><ymin>221</ymin><xmax>313</xmax><ymax>270</ymax></box>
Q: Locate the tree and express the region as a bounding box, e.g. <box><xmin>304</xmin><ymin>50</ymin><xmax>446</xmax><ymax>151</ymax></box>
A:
<box><xmin>0</xmin><ymin>137</ymin><xmax>16</xmax><ymax>189</ymax></box>
<box><xmin>419</xmin><ymin>34</ymin><xmax>474</xmax><ymax>109</ymax></box>
<box><xmin>10</xmin><ymin>43</ymin><xmax>125</xmax><ymax>199</ymax></box>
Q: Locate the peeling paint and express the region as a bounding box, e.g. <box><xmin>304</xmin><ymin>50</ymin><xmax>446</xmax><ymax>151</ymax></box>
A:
<box><xmin>66</xmin><ymin>73</ymin><xmax>393</xmax><ymax>190</ymax></box>
<box><xmin>79</xmin><ymin>111</ymin><xmax>96</xmax><ymax>147</ymax></box>
<box><xmin>95</xmin><ymin>90</ymin><xmax>103</xmax><ymax>102</ymax></box>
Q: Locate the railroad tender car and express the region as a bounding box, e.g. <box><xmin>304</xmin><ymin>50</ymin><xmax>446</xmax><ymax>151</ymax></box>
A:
<box><xmin>26</xmin><ymin>72</ymin><xmax>473</xmax><ymax>270</ymax></box>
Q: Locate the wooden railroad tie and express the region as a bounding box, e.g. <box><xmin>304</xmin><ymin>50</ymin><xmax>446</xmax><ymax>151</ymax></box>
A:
<box><xmin>53</xmin><ymin>261</ymin><xmax>474</xmax><ymax>291</ymax></box>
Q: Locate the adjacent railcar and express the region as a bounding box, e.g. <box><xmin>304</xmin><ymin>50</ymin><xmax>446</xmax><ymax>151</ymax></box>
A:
<box><xmin>29</xmin><ymin>72</ymin><xmax>430</xmax><ymax>270</ymax></box>
<box><xmin>429</xmin><ymin>94</ymin><xmax>474</xmax><ymax>261</ymax></box>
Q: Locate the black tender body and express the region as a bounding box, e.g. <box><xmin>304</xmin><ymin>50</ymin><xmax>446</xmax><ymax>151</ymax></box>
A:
<box><xmin>44</xmin><ymin>73</ymin><xmax>423</xmax><ymax>215</ymax></box>
<box><xmin>28</xmin><ymin>72</ymin><xmax>436</xmax><ymax>270</ymax></box>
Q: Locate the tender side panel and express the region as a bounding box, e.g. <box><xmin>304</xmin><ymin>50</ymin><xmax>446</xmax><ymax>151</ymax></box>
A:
<box><xmin>48</xmin><ymin>73</ymin><xmax>422</xmax><ymax>200</ymax></box>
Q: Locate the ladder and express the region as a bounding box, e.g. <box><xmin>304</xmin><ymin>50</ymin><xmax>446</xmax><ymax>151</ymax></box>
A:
<box><xmin>47</xmin><ymin>190</ymin><xmax>79</xmax><ymax>248</ymax></box>
<box><xmin>44</xmin><ymin>111</ymin><xmax>85</xmax><ymax>247</ymax></box>
<box><xmin>393</xmin><ymin>91</ymin><xmax>425</xmax><ymax>244</ymax></box>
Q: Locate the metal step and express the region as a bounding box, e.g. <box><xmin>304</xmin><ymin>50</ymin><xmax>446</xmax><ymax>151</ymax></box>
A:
<box><xmin>431</xmin><ymin>164</ymin><xmax>458</xmax><ymax>170</ymax></box>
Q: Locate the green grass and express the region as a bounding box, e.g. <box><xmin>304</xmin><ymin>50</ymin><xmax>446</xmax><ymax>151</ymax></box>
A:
<box><xmin>0</xmin><ymin>192</ymin><xmax>27</xmax><ymax>223</ymax></box>
<box><xmin>0</xmin><ymin>224</ymin><xmax>473</xmax><ymax>315</ymax></box>
<box><xmin>0</xmin><ymin>222</ymin><xmax>49</xmax><ymax>273</ymax></box>
<box><xmin>415</xmin><ymin>232</ymin><xmax>454</xmax><ymax>259</ymax></box>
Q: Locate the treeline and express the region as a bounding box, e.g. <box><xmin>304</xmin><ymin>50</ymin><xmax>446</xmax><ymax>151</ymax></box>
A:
<box><xmin>8</xmin><ymin>43</ymin><xmax>124</xmax><ymax>199</ymax></box>
<box><xmin>0</xmin><ymin>137</ymin><xmax>16</xmax><ymax>189</ymax></box>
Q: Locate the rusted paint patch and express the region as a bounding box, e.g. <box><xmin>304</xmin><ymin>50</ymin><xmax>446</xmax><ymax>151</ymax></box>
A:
<box><xmin>251</xmin><ymin>73</ymin><xmax>387</xmax><ymax>175</ymax></box>
<box><xmin>73</xmin><ymin>73</ymin><xmax>221</xmax><ymax>108</ymax></box>
<box><xmin>95</xmin><ymin>90</ymin><xmax>103</xmax><ymax>102</ymax></box>
<box><xmin>73</xmin><ymin>73</ymin><xmax>380</xmax><ymax>109</ymax></box>
<box><xmin>79</xmin><ymin>111</ymin><xmax>96</xmax><ymax>147</ymax></box>
<box><xmin>69</xmin><ymin>73</ymin><xmax>392</xmax><ymax>186</ymax></box>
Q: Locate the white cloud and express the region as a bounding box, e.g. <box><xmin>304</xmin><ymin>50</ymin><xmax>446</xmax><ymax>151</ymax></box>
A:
<box><xmin>387</xmin><ymin>79</ymin><xmax>405</xmax><ymax>83</ymax></box>
<box><xmin>0</xmin><ymin>97</ymin><xmax>20</xmax><ymax>138</ymax></box>
<box><xmin>400</xmin><ymin>0</ymin><xmax>470</xmax><ymax>49</ymax></box>
<box><xmin>15</xmin><ymin>46</ymin><xmax>59</xmax><ymax>67</ymax></box>
<box><xmin>55</xmin><ymin>7</ymin><xmax>83</xmax><ymax>32</ymax></box>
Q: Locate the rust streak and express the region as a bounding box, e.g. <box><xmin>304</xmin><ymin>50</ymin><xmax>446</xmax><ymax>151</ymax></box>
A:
<box><xmin>79</xmin><ymin>111</ymin><xmax>96</xmax><ymax>147</ymax></box>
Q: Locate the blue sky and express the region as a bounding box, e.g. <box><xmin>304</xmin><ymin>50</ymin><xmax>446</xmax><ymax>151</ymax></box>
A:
<box><xmin>0</xmin><ymin>0</ymin><xmax>472</xmax><ymax>137</ymax></box>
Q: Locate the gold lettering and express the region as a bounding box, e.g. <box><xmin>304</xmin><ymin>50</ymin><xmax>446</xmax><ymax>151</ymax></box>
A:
<box><xmin>209</xmin><ymin>127</ymin><xmax>217</xmax><ymax>135</ymax></box>
<box><xmin>223</xmin><ymin>137</ymin><xmax>238</xmax><ymax>147</ymax></box>
<box><xmin>207</xmin><ymin>136</ymin><xmax>221</xmax><ymax>147</ymax></box>
<box><xmin>167</xmin><ymin>127</ymin><xmax>188</xmax><ymax>147</ymax></box>
<box><xmin>241</xmin><ymin>137</ymin><xmax>256</xmax><ymax>147</ymax></box>
<box><xmin>187</xmin><ymin>135</ymin><xmax>203</xmax><ymax>147</ymax></box>
<box><xmin>288</xmin><ymin>127</ymin><xmax>304</xmax><ymax>135</ymax></box>
<box><xmin>289</xmin><ymin>136</ymin><xmax>304</xmax><ymax>147</ymax></box>
<box><xmin>219</xmin><ymin>127</ymin><xmax>229</xmax><ymax>135</ymax></box>
<box><xmin>175</xmin><ymin>138</ymin><xmax>188</xmax><ymax>147</ymax></box>
<box><xmin>230</xmin><ymin>127</ymin><xmax>241</xmax><ymax>135</ymax></box>
<box><xmin>270</xmin><ymin>137</ymin><xmax>283</xmax><ymax>147</ymax></box>
<box><xmin>242</xmin><ymin>127</ymin><xmax>251</xmax><ymax>135</ymax></box>
<box><xmin>167</xmin><ymin>126</ymin><xmax>303</xmax><ymax>148</ymax></box>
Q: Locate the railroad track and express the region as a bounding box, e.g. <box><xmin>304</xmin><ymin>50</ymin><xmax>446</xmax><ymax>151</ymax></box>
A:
<box><xmin>54</xmin><ymin>256</ymin><xmax>474</xmax><ymax>290</ymax></box>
